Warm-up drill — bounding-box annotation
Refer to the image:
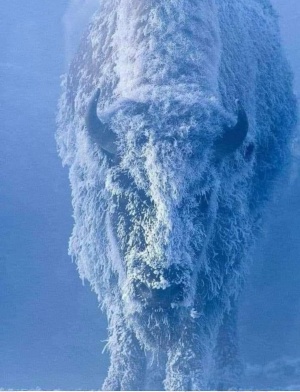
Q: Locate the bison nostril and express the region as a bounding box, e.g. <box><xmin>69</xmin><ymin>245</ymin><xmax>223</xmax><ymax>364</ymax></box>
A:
<box><xmin>134</xmin><ymin>282</ymin><xmax>151</xmax><ymax>298</ymax></box>
<box><xmin>133</xmin><ymin>281</ymin><xmax>185</xmax><ymax>306</ymax></box>
<box><xmin>150</xmin><ymin>284</ymin><xmax>185</xmax><ymax>306</ymax></box>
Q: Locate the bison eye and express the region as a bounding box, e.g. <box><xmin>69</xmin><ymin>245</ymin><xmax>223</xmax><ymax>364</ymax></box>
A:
<box><xmin>244</xmin><ymin>142</ymin><xmax>255</xmax><ymax>161</ymax></box>
<box><xmin>195</xmin><ymin>189</ymin><xmax>212</xmax><ymax>211</ymax></box>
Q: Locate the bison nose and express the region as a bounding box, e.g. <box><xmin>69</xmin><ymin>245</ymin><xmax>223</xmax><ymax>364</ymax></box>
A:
<box><xmin>134</xmin><ymin>281</ymin><xmax>185</xmax><ymax>307</ymax></box>
<box><xmin>149</xmin><ymin>284</ymin><xmax>185</xmax><ymax>307</ymax></box>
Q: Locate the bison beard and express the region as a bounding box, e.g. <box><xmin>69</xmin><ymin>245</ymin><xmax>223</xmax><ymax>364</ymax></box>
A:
<box><xmin>56</xmin><ymin>0</ymin><xmax>297</xmax><ymax>390</ymax></box>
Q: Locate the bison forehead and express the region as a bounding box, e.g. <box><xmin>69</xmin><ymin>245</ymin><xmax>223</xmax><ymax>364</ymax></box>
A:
<box><xmin>103</xmin><ymin>96</ymin><xmax>228</xmax><ymax>191</ymax></box>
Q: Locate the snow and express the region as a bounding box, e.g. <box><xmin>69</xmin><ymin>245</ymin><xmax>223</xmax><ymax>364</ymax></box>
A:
<box><xmin>57</xmin><ymin>0</ymin><xmax>297</xmax><ymax>389</ymax></box>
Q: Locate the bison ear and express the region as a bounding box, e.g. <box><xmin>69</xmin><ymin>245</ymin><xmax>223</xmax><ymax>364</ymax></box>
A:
<box><xmin>85</xmin><ymin>88</ymin><xmax>118</xmax><ymax>155</ymax></box>
<box><xmin>214</xmin><ymin>100</ymin><xmax>249</xmax><ymax>157</ymax></box>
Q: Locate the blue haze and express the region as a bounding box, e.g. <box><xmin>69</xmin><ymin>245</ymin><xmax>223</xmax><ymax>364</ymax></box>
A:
<box><xmin>239</xmin><ymin>1</ymin><xmax>300</xmax><ymax>387</ymax></box>
<box><xmin>0</xmin><ymin>0</ymin><xmax>299</xmax><ymax>390</ymax></box>
<box><xmin>0</xmin><ymin>1</ymin><xmax>107</xmax><ymax>389</ymax></box>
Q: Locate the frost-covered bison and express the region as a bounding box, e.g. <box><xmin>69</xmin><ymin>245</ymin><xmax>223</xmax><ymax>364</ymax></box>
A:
<box><xmin>57</xmin><ymin>0</ymin><xmax>297</xmax><ymax>390</ymax></box>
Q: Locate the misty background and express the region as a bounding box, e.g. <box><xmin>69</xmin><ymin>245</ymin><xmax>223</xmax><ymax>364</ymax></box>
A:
<box><xmin>0</xmin><ymin>0</ymin><xmax>299</xmax><ymax>389</ymax></box>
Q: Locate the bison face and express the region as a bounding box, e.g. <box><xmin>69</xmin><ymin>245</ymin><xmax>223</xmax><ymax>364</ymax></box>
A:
<box><xmin>86</xmin><ymin>89</ymin><xmax>250</xmax><ymax>345</ymax></box>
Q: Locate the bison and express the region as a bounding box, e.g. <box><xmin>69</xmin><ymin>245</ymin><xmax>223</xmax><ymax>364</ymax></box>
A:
<box><xmin>56</xmin><ymin>0</ymin><xmax>297</xmax><ymax>390</ymax></box>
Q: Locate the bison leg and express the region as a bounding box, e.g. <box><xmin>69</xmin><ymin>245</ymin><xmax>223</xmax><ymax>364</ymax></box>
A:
<box><xmin>164</xmin><ymin>322</ymin><xmax>209</xmax><ymax>391</ymax></box>
<box><xmin>102</xmin><ymin>317</ymin><xmax>147</xmax><ymax>391</ymax></box>
<box><xmin>164</xmin><ymin>299</ymin><xmax>232</xmax><ymax>390</ymax></box>
<box><xmin>145</xmin><ymin>350</ymin><xmax>167</xmax><ymax>390</ymax></box>
<box><xmin>212</xmin><ymin>303</ymin><xmax>244</xmax><ymax>390</ymax></box>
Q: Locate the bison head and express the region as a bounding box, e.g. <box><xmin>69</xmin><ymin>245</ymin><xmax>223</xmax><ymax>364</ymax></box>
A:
<box><xmin>84</xmin><ymin>86</ymin><xmax>251</xmax><ymax>346</ymax></box>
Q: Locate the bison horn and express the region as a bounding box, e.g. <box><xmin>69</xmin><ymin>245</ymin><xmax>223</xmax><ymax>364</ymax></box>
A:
<box><xmin>215</xmin><ymin>100</ymin><xmax>249</xmax><ymax>157</ymax></box>
<box><xmin>85</xmin><ymin>88</ymin><xmax>117</xmax><ymax>155</ymax></box>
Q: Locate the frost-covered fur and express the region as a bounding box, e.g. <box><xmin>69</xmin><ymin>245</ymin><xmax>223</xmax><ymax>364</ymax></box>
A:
<box><xmin>57</xmin><ymin>0</ymin><xmax>297</xmax><ymax>389</ymax></box>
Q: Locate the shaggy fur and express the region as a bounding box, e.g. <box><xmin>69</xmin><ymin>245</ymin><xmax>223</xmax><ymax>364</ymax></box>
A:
<box><xmin>57</xmin><ymin>0</ymin><xmax>297</xmax><ymax>389</ymax></box>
